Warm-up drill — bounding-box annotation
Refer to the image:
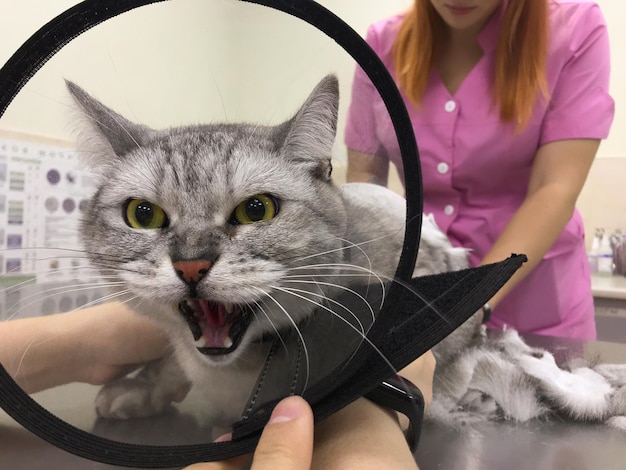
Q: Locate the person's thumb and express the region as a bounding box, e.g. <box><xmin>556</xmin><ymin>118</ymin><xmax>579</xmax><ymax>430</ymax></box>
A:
<box><xmin>250</xmin><ymin>395</ymin><xmax>314</xmax><ymax>470</ymax></box>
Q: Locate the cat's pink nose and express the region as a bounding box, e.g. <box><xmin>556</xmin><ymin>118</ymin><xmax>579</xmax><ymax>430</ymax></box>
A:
<box><xmin>173</xmin><ymin>260</ymin><xmax>213</xmax><ymax>284</ymax></box>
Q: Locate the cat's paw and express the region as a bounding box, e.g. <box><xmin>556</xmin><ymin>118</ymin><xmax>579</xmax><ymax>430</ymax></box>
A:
<box><xmin>95</xmin><ymin>357</ymin><xmax>191</xmax><ymax>420</ymax></box>
<box><xmin>457</xmin><ymin>389</ymin><xmax>499</xmax><ymax>418</ymax></box>
<box><xmin>95</xmin><ymin>377</ymin><xmax>184</xmax><ymax>420</ymax></box>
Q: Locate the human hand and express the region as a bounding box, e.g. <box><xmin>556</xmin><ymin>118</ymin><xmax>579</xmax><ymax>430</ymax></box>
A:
<box><xmin>62</xmin><ymin>302</ymin><xmax>171</xmax><ymax>387</ymax></box>
<box><xmin>3</xmin><ymin>302</ymin><xmax>170</xmax><ymax>393</ymax></box>
<box><xmin>399</xmin><ymin>350</ymin><xmax>436</xmax><ymax>407</ymax></box>
<box><xmin>184</xmin><ymin>395</ymin><xmax>314</xmax><ymax>470</ymax></box>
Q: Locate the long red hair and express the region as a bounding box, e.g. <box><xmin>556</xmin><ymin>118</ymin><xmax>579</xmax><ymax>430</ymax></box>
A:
<box><xmin>392</xmin><ymin>0</ymin><xmax>549</xmax><ymax>127</ymax></box>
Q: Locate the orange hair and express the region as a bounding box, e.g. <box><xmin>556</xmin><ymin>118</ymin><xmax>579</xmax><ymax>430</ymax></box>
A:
<box><xmin>393</xmin><ymin>0</ymin><xmax>549</xmax><ymax>127</ymax></box>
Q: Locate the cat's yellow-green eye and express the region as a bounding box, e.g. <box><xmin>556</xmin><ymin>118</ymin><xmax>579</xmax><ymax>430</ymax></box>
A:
<box><xmin>231</xmin><ymin>194</ymin><xmax>279</xmax><ymax>225</ymax></box>
<box><xmin>124</xmin><ymin>199</ymin><xmax>168</xmax><ymax>229</ymax></box>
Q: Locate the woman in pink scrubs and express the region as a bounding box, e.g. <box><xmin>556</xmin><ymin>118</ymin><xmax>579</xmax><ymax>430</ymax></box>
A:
<box><xmin>345</xmin><ymin>0</ymin><xmax>614</xmax><ymax>339</ymax></box>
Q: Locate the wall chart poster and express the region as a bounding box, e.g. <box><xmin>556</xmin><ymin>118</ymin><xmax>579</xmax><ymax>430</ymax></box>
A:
<box><xmin>0</xmin><ymin>135</ymin><xmax>96</xmax><ymax>285</ymax></box>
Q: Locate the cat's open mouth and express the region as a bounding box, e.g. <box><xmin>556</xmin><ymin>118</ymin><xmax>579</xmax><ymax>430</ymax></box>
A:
<box><xmin>178</xmin><ymin>300</ymin><xmax>250</xmax><ymax>355</ymax></box>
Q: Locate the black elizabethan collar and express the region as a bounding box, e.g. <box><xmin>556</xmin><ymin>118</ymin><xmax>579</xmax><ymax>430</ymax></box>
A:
<box><xmin>0</xmin><ymin>0</ymin><xmax>525</xmax><ymax>466</ymax></box>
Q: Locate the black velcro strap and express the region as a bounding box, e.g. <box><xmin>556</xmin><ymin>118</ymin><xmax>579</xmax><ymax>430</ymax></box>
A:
<box><xmin>233</xmin><ymin>254</ymin><xmax>526</xmax><ymax>438</ymax></box>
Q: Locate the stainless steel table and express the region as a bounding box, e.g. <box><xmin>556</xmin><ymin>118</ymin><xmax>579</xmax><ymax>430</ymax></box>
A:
<box><xmin>417</xmin><ymin>333</ymin><xmax>626</xmax><ymax>470</ymax></box>
<box><xmin>0</xmin><ymin>317</ymin><xmax>625</xmax><ymax>469</ymax></box>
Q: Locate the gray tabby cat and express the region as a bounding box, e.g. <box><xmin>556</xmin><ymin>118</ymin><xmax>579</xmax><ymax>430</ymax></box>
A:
<box><xmin>68</xmin><ymin>75</ymin><xmax>626</xmax><ymax>431</ymax></box>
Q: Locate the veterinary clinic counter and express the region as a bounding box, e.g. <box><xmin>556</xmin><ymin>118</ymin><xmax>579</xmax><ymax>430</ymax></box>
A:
<box><xmin>592</xmin><ymin>273</ymin><xmax>626</xmax><ymax>300</ymax></box>
<box><xmin>592</xmin><ymin>273</ymin><xmax>626</xmax><ymax>344</ymax></box>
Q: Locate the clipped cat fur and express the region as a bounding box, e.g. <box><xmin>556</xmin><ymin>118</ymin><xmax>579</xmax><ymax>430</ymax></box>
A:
<box><xmin>68</xmin><ymin>75</ymin><xmax>626</xmax><ymax>431</ymax></box>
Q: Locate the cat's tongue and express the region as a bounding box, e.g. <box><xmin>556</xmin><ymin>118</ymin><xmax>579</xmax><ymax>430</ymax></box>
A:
<box><xmin>197</xmin><ymin>299</ymin><xmax>234</xmax><ymax>348</ymax></box>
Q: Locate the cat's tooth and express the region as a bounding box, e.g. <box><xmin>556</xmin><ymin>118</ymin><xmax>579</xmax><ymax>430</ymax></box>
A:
<box><xmin>225</xmin><ymin>303</ymin><xmax>233</xmax><ymax>314</ymax></box>
<box><xmin>224</xmin><ymin>336</ymin><xmax>233</xmax><ymax>348</ymax></box>
<box><xmin>194</xmin><ymin>336</ymin><xmax>207</xmax><ymax>348</ymax></box>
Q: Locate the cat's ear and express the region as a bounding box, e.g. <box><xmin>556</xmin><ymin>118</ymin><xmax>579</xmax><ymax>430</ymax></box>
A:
<box><xmin>278</xmin><ymin>75</ymin><xmax>338</xmax><ymax>180</ymax></box>
<box><xmin>66</xmin><ymin>80</ymin><xmax>155</xmax><ymax>170</ymax></box>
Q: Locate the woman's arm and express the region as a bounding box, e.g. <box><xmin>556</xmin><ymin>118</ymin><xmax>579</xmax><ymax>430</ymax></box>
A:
<box><xmin>481</xmin><ymin>138</ymin><xmax>599</xmax><ymax>309</ymax></box>
<box><xmin>347</xmin><ymin>149</ymin><xmax>390</xmax><ymax>186</ymax></box>
<box><xmin>0</xmin><ymin>302</ymin><xmax>169</xmax><ymax>393</ymax></box>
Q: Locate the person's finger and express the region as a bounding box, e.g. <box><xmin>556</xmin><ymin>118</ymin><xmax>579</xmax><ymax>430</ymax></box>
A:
<box><xmin>250</xmin><ymin>395</ymin><xmax>314</xmax><ymax>470</ymax></box>
<box><xmin>184</xmin><ymin>454</ymin><xmax>249</xmax><ymax>470</ymax></box>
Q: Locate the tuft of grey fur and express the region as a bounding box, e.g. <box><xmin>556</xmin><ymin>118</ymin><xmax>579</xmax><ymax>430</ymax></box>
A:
<box><xmin>70</xmin><ymin>75</ymin><xmax>626</xmax><ymax>430</ymax></box>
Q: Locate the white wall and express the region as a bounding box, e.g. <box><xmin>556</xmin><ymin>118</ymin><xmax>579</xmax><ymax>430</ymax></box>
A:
<box><xmin>0</xmin><ymin>0</ymin><xmax>622</xmax><ymax>160</ymax></box>
<box><xmin>594</xmin><ymin>0</ymin><xmax>626</xmax><ymax>158</ymax></box>
<box><xmin>0</xmin><ymin>0</ymin><xmax>409</xmax><ymax>155</ymax></box>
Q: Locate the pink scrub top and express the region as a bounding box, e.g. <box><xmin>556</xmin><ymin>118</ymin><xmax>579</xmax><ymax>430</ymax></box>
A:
<box><xmin>345</xmin><ymin>0</ymin><xmax>614</xmax><ymax>339</ymax></box>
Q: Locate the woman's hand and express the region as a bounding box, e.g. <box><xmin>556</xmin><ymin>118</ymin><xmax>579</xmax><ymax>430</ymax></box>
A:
<box><xmin>61</xmin><ymin>303</ymin><xmax>171</xmax><ymax>387</ymax></box>
<box><xmin>1</xmin><ymin>302</ymin><xmax>169</xmax><ymax>393</ymax></box>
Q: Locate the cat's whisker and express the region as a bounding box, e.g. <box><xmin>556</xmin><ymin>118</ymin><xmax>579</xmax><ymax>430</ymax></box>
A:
<box><xmin>287</xmin><ymin>262</ymin><xmax>385</xmax><ymax>274</ymax></box>
<box><xmin>0</xmin><ymin>244</ymin><xmax>135</xmax><ymax>264</ymax></box>
<box><xmin>270</xmin><ymin>286</ymin><xmax>401</xmax><ymax>380</ymax></box>
<box><xmin>285</xmin><ymin>266</ymin><xmax>387</xmax><ymax>290</ymax></box>
<box><xmin>285</xmin><ymin>263</ymin><xmax>387</xmax><ymax>306</ymax></box>
<box><xmin>279</xmin><ymin>279</ymin><xmax>377</xmax><ymax>325</ymax></box>
<box><xmin>290</xmin><ymin>227</ymin><xmax>404</xmax><ymax>264</ymax></box>
<box><xmin>3</xmin><ymin>279</ymin><xmax>124</xmax><ymax>301</ymax></box>
<box><xmin>285</xmin><ymin>273</ymin><xmax>388</xmax><ymax>279</ymax></box>
<box><xmin>385</xmin><ymin>275</ymin><xmax>455</xmax><ymax>326</ymax></box>
<box><xmin>335</xmin><ymin>236</ymin><xmax>375</xmax><ymax>286</ymax></box>
<box><xmin>275</xmin><ymin>285</ymin><xmax>367</xmax><ymax>338</ymax></box>
<box><xmin>12</xmin><ymin>289</ymin><xmax>138</xmax><ymax>386</ymax></box>
<box><xmin>86</xmin><ymin>262</ymin><xmax>148</xmax><ymax>277</ymax></box>
<box><xmin>1</xmin><ymin>246</ymin><xmax>101</xmax><ymax>258</ymax></box>
<box><xmin>250</xmin><ymin>299</ymin><xmax>290</xmax><ymax>354</ymax></box>
<box><xmin>240</xmin><ymin>232</ymin><xmax>370</xmax><ymax>277</ymax></box>
<box><xmin>289</xmin><ymin>262</ymin><xmax>454</xmax><ymax>325</ymax></box>
<box><xmin>1</xmin><ymin>276</ymin><xmax>45</xmax><ymax>294</ymax></box>
<box><xmin>1</xmin><ymin>266</ymin><xmax>106</xmax><ymax>289</ymax></box>
<box><xmin>85</xmin><ymin>253</ymin><xmax>139</xmax><ymax>264</ymax></box>
<box><xmin>255</xmin><ymin>288</ymin><xmax>311</xmax><ymax>392</ymax></box>
<box><xmin>84</xmin><ymin>288</ymin><xmax>135</xmax><ymax>307</ymax></box>
<box><xmin>207</xmin><ymin>69</ymin><xmax>228</xmax><ymax>121</ymax></box>
<box><xmin>61</xmin><ymin>288</ymin><xmax>138</xmax><ymax>314</ymax></box>
<box><xmin>1</xmin><ymin>282</ymin><xmax>126</xmax><ymax>321</ymax></box>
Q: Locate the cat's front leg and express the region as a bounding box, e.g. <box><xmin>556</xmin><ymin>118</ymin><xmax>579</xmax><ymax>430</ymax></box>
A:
<box><xmin>95</xmin><ymin>354</ymin><xmax>190</xmax><ymax>420</ymax></box>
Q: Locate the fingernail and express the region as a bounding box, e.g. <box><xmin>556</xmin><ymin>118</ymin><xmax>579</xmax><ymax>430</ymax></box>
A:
<box><xmin>268</xmin><ymin>396</ymin><xmax>306</xmax><ymax>424</ymax></box>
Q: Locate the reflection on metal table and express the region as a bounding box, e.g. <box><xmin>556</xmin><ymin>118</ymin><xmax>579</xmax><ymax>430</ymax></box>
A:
<box><xmin>416</xmin><ymin>333</ymin><xmax>626</xmax><ymax>470</ymax></box>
